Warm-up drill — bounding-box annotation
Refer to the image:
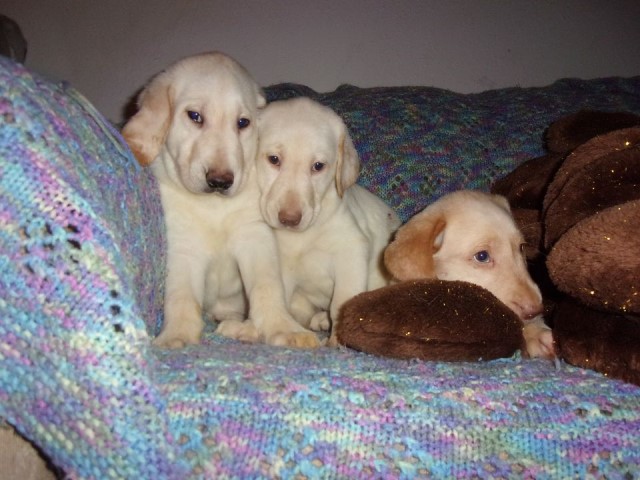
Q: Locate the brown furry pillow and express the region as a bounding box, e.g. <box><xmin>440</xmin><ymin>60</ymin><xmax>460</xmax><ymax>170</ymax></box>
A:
<box><xmin>337</xmin><ymin>280</ymin><xmax>523</xmax><ymax>362</ymax></box>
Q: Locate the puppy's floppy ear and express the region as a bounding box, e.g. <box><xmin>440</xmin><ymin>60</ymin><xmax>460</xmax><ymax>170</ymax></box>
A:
<box><xmin>490</xmin><ymin>193</ymin><xmax>512</xmax><ymax>213</ymax></box>
<box><xmin>384</xmin><ymin>209</ymin><xmax>446</xmax><ymax>281</ymax></box>
<box><xmin>335</xmin><ymin>129</ymin><xmax>361</xmax><ymax>197</ymax></box>
<box><xmin>122</xmin><ymin>76</ymin><xmax>173</xmax><ymax>166</ymax></box>
<box><xmin>255</xmin><ymin>87</ymin><xmax>267</xmax><ymax>109</ymax></box>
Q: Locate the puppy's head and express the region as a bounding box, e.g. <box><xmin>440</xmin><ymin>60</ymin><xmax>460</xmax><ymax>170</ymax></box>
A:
<box><xmin>255</xmin><ymin>97</ymin><xmax>360</xmax><ymax>231</ymax></box>
<box><xmin>122</xmin><ymin>51</ymin><xmax>265</xmax><ymax>196</ymax></box>
<box><xmin>385</xmin><ymin>190</ymin><xmax>543</xmax><ymax>321</ymax></box>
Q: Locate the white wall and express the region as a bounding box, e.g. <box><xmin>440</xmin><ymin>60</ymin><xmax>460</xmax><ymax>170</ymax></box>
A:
<box><xmin>4</xmin><ymin>0</ymin><xmax>640</xmax><ymax>123</ymax></box>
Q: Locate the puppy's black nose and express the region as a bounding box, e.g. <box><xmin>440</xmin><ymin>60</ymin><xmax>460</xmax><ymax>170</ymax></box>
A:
<box><xmin>205</xmin><ymin>171</ymin><xmax>234</xmax><ymax>192</ymax></box>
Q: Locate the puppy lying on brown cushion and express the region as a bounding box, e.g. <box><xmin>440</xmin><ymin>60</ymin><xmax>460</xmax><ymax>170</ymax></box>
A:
<box><xmin>337</xmin><ymin>190</ymin><xmax>555</xmax><ymax>361</ymax></box>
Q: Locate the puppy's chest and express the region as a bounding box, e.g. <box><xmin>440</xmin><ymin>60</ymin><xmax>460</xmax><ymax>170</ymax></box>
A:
<box><xmin>277</xmin><ymin>233</ymin><xmax>334</xmax><ymax>290</ymax></box>
<box><xmin>162</xmin><ymin>190</ymin><xmax>259</xmax><ymax>253</ymax></box>
<box><xmin>165</xmin><ymin>209</ymin><xmax>234</xmax><ymax>254</ymax></box>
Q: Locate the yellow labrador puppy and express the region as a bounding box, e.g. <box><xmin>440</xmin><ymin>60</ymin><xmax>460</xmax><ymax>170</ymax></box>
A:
<box><xmin>384</xmin><ymin>190</ymin><xmax>554</xmax><ymax>358</ymax></box>
<box><xmin>256</xmin><ymin>97</ymin><xmax>401</xmax><ymax>345</ymax></box>
<box><xmin>122</xmin><ymin>52</ymin><xmax>318</xmax><ymax>349</ymax></box>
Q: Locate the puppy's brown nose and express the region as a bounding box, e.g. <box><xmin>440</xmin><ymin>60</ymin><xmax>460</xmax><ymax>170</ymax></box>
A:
<box><xmin>278</xmin><ymin>210</ymin><xmax>302</xmax><ymax>227</ymax></box>
<box><xmin>205</xmin><ymin>170</ymin><xmax>234</xmax><ymax>192</ymax></box>
<box><xmin>517</xmin><ymin>302</ymin><xmax>544</xmax><ymax>320</ymax></box>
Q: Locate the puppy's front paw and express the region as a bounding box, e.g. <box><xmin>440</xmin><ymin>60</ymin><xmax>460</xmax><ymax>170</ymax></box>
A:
<box><xmin>326</xmin><ymin>332</ymin><xmax>340</xmax><ymax>348</ymax></box>
<box><xmin>309</xmin><ymin>311</ymin><xmax>331</xmax><ymax>332</ymax></box>
<box><xmin>153</xmin><ymin>331</ymin><xmax>200</xmax><ymax>349</ymax></box>
<box><xmin>523</xmin><ymin>319</ymin><xmax>556</xmax><ymax>359</ymax></box>
<box><xmin>216</xmin><ymin>319</ymin><xmax>260</xmax><ymax>343</ymax></box>
<box><xmin>267</xmin><ymin>331</ymin><xmax>321</xmax><ymax>349</ymax></box>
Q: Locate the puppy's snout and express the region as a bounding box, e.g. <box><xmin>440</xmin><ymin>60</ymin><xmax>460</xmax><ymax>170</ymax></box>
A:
<box><xmin>278</xmin><ymin>209</ymin><xmax>302</xmax><ymax>227</ymax></box>
<box><xmin>205</xmin><ymin>170</ymin><xmax>234</xmax><ymax>192</ymax></box>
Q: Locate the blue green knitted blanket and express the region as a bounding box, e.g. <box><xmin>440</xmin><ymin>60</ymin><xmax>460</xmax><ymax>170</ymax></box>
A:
<box><xmin>1</xmin><ymin>56</ymin><xmax>640</xmax><ymax>479</ymax></box>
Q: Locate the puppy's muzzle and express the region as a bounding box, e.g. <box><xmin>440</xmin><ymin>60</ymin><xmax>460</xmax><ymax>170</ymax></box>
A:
<box><xmin>205</xmin><ymin>170</ymin><xmax>234</xmax><ymax>193</ymax></box>
<box><xmin>513</xmin><ymin>301</ymin><xmax>544</xmax><ymax>321</ymax></box>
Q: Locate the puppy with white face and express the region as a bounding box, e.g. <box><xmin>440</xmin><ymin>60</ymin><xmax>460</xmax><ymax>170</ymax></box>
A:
<box><xmin>384</xmin><ymin>190</ymin><xmax>554</xmax><ymax>358</ymax></box>
<box><xmin>256</xmin><ymin>97</ymin><xmax>401</xmax><ymax>344</ymax></box>
<box><xmin>122</xmin><ymin>52</ymin><xmax>319</xmax><ymax>349</ymax></box>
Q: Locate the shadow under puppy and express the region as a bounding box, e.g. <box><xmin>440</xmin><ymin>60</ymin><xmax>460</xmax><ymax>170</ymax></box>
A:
<box><xmin>122</xmin><ymin>52</ymin><xmax>319</xmax><ymax>349</ymax></box>
<box><xmin>338</xmin><ymin>190</ymin><xmax>555</xmax><ymax>361</ymax></box>
<box><xmin>255</xmin><ymin>97</ymin><xmax>401</xmax><ymax>345</ymax></box>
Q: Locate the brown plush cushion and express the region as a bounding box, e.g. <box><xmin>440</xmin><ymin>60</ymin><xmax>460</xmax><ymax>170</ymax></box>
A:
<box><xmin>493</xmin><ymin>111</ymin><xmax>640</xmax><ymax>385</ymax></box>
<box><xmin>491</xmin><ymin>154</ymin><xmax>563</xmax><ymax>258</ymax></box>
<box><xmin>553</xmin><ymin>298</ymin><xmax>640</xmax><ymax>385</ymax></box>
<box><xmin>547</xmin><ymin>199</ymin><xmax>640</xmax><ymax>315</ymax></box>
<box><xmin>545</xmin><ymin>110</ymin><xmax>640</xmax><ymax>153</ymax></box>
<box><xmin>492</xmin><ymin>153</ymin><xmax>565</xmax><ymax>211</ymax></box>
<box><xmin>337</xmin><ymin>280</ymin><xmax>523</xmax><ymax>361</ymax></box>
<box><xmin>543</xmin><ymin>127</ymin><xmax>640</xmax><ymax>249</ymax></box>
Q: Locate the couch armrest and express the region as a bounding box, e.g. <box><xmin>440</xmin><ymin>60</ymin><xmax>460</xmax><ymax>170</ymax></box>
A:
<box><xmin>0</xmin><ymin>57</ymin><xmax>184</xmax><ymax>478</ymax></box>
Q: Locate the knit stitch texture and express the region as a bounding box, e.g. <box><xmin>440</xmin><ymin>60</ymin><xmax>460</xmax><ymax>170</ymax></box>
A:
<box><xmin>1</xmin><ymin>56</ymin><xmax>640</xmax><ymax>478</ymax></box>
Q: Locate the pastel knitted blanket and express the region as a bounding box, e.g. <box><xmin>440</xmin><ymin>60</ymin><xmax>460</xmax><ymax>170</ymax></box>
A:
<box><xmin>1</xmin><ymin>56</ymin><xmax>640</xmax><ymax>479</ymax></box>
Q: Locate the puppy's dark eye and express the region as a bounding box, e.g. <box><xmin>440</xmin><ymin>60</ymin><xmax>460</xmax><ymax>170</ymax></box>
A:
<box><xmin>187</xmin><ymin>110</ymin><xmax>203</xmax><ymax>124</ymax></box>
<box><xmin>474</xmin><ymin>250</ymin><xmax>491</xmax><ymax>263</ymax></box>
<box><xmin>268</xmin><ymin>155</ymin><xmax>280</xmax><ymax>166</ymax></box>
<box><xmin>237</xmin><ymin>118</ymin><xmax>250</xmax><ymax>129</ymax></box>
<box><xmin>311</xmin><ymin>162</ymin><xmax>325</xmax><ymax>172</ymax></box>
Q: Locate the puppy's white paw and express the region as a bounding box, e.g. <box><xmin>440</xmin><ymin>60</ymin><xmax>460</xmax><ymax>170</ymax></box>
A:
<box><xmin>153</xmin><ymin>331</ymin><xmax>200</xmax><ymax>349</ymax></box>
<box><xmin>267</xmin><ymin>331</ymin><xmax>321</xmax><ymax>349</ymax></box>
<box><xmin>216</xmin><ymin>319</ymin><xmax>260</xmax><ymax>343</ymax></box>
<box><xmin>326</xmin><ymin>332</ymin><xmax>340</xmax><ymax>348</ymax></box>
<box><xmin>309</xmin><ymin>311</ymin><xmax>331</xmax><ymax>332</ymax></box>
<box><xmin>523</xmin><ymin>318</ymin><xmax>556</xmax><ymax>359</ymax></box>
